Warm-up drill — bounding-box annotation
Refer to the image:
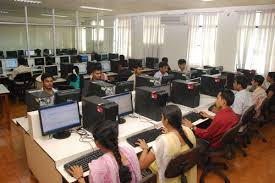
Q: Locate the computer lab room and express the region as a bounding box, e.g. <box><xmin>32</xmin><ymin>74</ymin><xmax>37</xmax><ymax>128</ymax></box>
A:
<box><xmin>0</xmin><ymin>0</ymin><xmax>275</xmax><ymax>183</ymax></box>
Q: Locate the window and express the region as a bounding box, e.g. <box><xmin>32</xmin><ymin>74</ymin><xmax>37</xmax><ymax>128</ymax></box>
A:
<box><xmin>113</xmin><ymin>18</ymin><xmax>132</xmax><ymax>58</ymax></box>
<box><xmin>235</xmin><ymin>11</ymin><xmax>275</xmax><ymax>74</ymax></box>
<box><xmin>187</xmin><ymin>14</ymin><xmax>219</xmax><ymax>67</ymax></box>
<box><xmin>91</xmin><ymin>19</ymin><xmax>104</xmax><ymax>41</ymax></box>
<box><xmin>143</xmin><ymin>16</ymin><xmax>164</xmax><ymax>45</ymax></box>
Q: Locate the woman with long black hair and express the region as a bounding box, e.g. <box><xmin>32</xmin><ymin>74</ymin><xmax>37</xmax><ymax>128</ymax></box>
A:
<box><xmin>136</xmin><ymin>105</ymin><xmax>197</xmax><ymax>183</ymax></box>
<box><xmin>69</xmin><ymin>120</ymin><xmax>141</xmax><ymax>183</ymax></box>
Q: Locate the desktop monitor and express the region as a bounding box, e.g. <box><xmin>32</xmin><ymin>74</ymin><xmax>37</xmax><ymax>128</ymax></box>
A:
<box><xmin>25</xmin><ymin>90</ymin><xmax>42</xmax><ymax>112</ymax></box>
<box><xmin>237</xmin><ymin>68</ymin><xmax>256</xmax><ymax>83</ymax></box>
<box><xmin>115</xmin><ymin>81</ymin><xmax>134</xmax><ymax>94</ymax></box>
<box><xmin>25</xmin><ymin>50</ymin><xmax>36</xmax><ymax>57</ymax></box>
<box><xmin>109</xmin><ymin>53</ymin><xmax>119</xmax><ymax>60</ymax></box>
<box><xmin>86</xmin><ymin>80</ymin><xmax>115</xmax><ymax>97</ymax></box>
<box><xmin>60</xmin><ymin>56</ymin><xmax>69</xmax><ymax>64</ymax></box>
<box><xmin>100</xmin><ymin>61</ymin><xmax>111</xmax><ymax>72</ymax></box>
<box><xmin>161</xmin><ymin>74</ymin><xmax>175</xmax><ymax>85</ymax></box>
<box><xmin>0</xmin><ymin>61</ymin><xmax>2</xmax><ymax>74</ymax></box>
<box><xmin>71</xmin><ymin>55</ymin><xmax>80</xmax><ymax>63</ymax></box>
<box><xmin>146</xmin><ymin>57</ymin><xmax>159</xmax><ymax>69</ymax></box>
<box><xmin>104</xmin><ymin>92</ymin><xmax>133</xmax><ymax>123</ymax></box>
<box><xmin>5</xmin><ymin>59</ymin><xmax>18</xmax><ymax>69</ymax></box>
<box><xmin>73</xmin><ymin>63</ymin><xmax>87</xmax><ymax>74</ymax></box>
<box><xmin>44</xmin><ymin>65</ymin><xmax>58</xmax><ymax>76</ymax></box>
<box><xmin>80</xmin><ymin>55</ymin><xmax>88</xmax><ymax>62</ymax></box>
<box><xmin>55</xmin><ymin>89</ymin><xmax>81</xmax><ymax>104</ymax></box>
<box><xmin>17</xmin><ymin>50</ymin><xmax>25</xmax><ymax>57</ymax></box>
<box><xmin>34</xmin><ymin>57</ymin><xmax>45</xmax><ymax>66</ymax></box>
<box><xmin>60</xmin><ymin>63</ymin><xmax>73</xmax><ymax>79</ymax></box>
<box><xmin>6</xmin><ymin>51</ymin><xmax>18</xmax><ymax>58</ymax></box>
<box><xmin>61</xmin><ymin>49</ymin><xmax>69</xmax><ymax>55</ymax></box>
<box><xmin>0</xmin><ymin>51</ymin><xmax>4</xmax><ymax>58</ymax></box>
<box><xmin>39</xmin><ymin>101</ymin><xmax>81</xmax><ymax>139</ymax></box>
<box><xmin>170</xmin><ymin>70</ymin><xmax>188</xmax><ymax>80</ymax></box>
<box><xmin>98</xmin><ymin>53</ymin><xmax>108</xmax><ymax>61</ymax></box>
<box><xmin>46</xmin><ymin>56</ymin><xmax>56</xmax><ymax>65</ymax></box>
<box><xmin>129</xmin><ymin>59</ymin><xmax>143</xmax><ymax>70</ymax></box>
<box><xmin>136</xmin><ymin>75</ymin><xmax>158</xmax><ymax>87</ymax></box>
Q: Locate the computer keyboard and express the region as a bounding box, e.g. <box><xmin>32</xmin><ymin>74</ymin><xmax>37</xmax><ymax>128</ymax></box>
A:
<box><xmin>183</xmin><ymin>112</ymin><xmax>204</xmax><ymax>122</ymax></box>
<box><xmin>127</xmin><ymin>128</ymin><xmax>162</xmax><ymax>147</ymax></box>
<box><xmin>64</xmin><ymin>149</ymin><xmax>104</xmax><ymax>175</ymax></box>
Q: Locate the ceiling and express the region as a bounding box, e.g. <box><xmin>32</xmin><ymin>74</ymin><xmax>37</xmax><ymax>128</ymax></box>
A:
<box><xmin>0</xmin><ymin>0</ymin><xmax>274</xmax><ymax>16</ymax></box>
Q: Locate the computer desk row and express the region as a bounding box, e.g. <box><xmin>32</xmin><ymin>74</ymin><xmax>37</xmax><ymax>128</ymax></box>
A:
<box><xmin>12</xmin><ymin>94</ymin><xmax>215</xmax><ymax>183</ymax></box>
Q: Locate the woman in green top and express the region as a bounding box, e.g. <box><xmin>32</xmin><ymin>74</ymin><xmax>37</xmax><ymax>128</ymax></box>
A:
<box><xmin>68</xmin><ymin>66</ymin><xmax>80</xmax><ymax>89</ymax></box>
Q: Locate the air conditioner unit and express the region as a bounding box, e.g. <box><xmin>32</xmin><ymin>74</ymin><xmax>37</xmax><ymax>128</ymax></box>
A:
<box><xmin>160</xmin><ymin>16</ymin><xmax>186</xmax><ymax>25</ymax></box>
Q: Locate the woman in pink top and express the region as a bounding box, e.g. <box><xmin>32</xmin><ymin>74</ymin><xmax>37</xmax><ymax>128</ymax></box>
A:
<box><xmin>68</xmin><ymin>120</ymin><xmax>141</xmax><ymax>183</ymax></box>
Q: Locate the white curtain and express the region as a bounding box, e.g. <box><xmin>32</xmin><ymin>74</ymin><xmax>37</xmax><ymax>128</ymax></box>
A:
<box><xmin>235</xmin><ymin>10</ymin><xmax>275</xmax><ymax>75</ymax></box>
<box><xmin>113</xmin><ymin>17</ymin><xmax>132</xmax><ymax>58</ymax></box>
<box><xmin>143</xmin><ymin>16</ymin><xmax>164</xmax><ymax>58</ymax></box>
<box><xmin>187</xmin><ymin>13</ymin><xmax>219</xmax><ymax>67</ymax></box>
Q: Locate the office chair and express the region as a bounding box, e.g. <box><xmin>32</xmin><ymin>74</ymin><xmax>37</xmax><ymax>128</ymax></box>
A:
<box><xmin>237</xmin><ymin>105</ymin><xmax>256</xmax><ymax>148</ymax></box>
<box><xmin>198</xmin><ymin>122</ymin><xmax>245</xmax><ymax>183</ymax></box>
<box><xmin>165</xmin><ymin>146</ymin><xmax>200</xmax><ymax>183</ymax></box>
<box><xmin>12</xmin><ymin>72</ymin><xmax>34</xmax><ymax>101</ymax></box>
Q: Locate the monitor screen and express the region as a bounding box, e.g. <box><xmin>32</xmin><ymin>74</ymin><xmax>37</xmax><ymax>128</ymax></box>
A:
<box><xmin>80</xmin><ymin>55</ymin><xmax>88</xmax><ymax>62</ymax></box>
<box><xmin>100</xmin><ymin>54</ymin><xmax>108</xmax><ymax>61</ymax></box>
<box><xmin>5</xmin><ymin>59</ymin><xmax>18</xmax><ymax>69</ymax></box>
<box><xmin>34</xmin><ymin>58</ymin><xmax>45</xmax><ymax>66</ymax></box>
<box><xmin>6</xmin><ymin>51</ymin><xmax>18</xmax><ymax>58</ymax></box>
<box><xmin>71</xmin><ymin>55</ymin><xmax>80</xmax><ymax>63</ymax></box>
<box><xmin>104</xmin><ymin>92</ymin><xmax>133</xmax><ymax>116</ymax></box>
<box><xmin>46</xmin><ymin>57</ymin><xmax>56</xmax><ymax>65</ymax></box>
<box><xmin>39</xmin><ymin>102</ymin><xmax>81</xmax><ymax>136</ymax></box>
<box><xmin>74</xmin><ymin>63</ymin><xmax>87</xmax><ymax>74</ymax></box>
<box><xmin>25</xmin><ymin>50</ymin><xmax>36</xmax><ymax>57</ymax></box>
<box><xmin>101</xmin><ymin>61</ymin><xmax>111</xmax><ymax>72</ymax></box>
<box><xmin>60</xmin><ymin>56</ymin><xmax>69</xmax><ymax>64</ymax></box>
<box><xmin>44</xmin><ymin>65</ymin><xmax>58</xmax><ymax>76</ymax></box>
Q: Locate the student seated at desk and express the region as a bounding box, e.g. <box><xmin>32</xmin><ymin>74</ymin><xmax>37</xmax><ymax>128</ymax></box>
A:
<box><xmin>154</xmin><ymin>61</ymin><xmax>169</xmax><ymax>83</ymax></box>
<box><xmin>251</xmin><ymin>75</ymin><xmax>266</xmax><ymax>118</ymax></box>
<box><xmin>9</xmin><ymin>58</ymin><xmax>31</xmax><ymax>80</ymax></box>
<box><xmin>68</xmin><ymin>66</ymin><xmax>80</xmax><ymax>89</ymax></box>
<box><xmin>232</xmin><ymin>75</ymin><xmax>253</xmax><ymax>118</ymax></box>
<box><xmin>266</xmin><ymin>72</ymin><xmax>275</xmax><ymax>107</ymax></box>
<box><xmin>68</xmin><ymin>120</ymin><xmax>141</xmax><ymax>183</ymax></box>
<box><xmin>136</xmin><ymin>105</ymin><xmax>196</xmax><ymax>183</ymax></box>
<box><xmin>127</xmin><ymin>62</ymin><xmax>142</xmax><ymax>88</ymax></box>
<box><xmin>161</xmin><ymin>57</ymin><xmax>171</xmax><ymax>72</ymax></box>
<box><xmin>90</xmin><ymin>63</ymin><xmax>108</xmax><ymax>81</ymax></box>
<box><xmin>39</xmin><ymin>73</ymin><xmax>57</xmax><ymax>106</ymax></box>
<box><xmin>178</xmin><ymin>59</ymin><xmax>188</xmax><ymax>73</ymax></box>
<box><xmin>183</xmin><ymin>90</ymin><xmax>238</xmax><ymax>149</ymax></box>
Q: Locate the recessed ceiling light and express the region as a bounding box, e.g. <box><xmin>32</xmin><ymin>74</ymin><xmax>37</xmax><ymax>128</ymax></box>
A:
<box><xmin>14</xmin><ymin>0</ymin><xmax>42</xmax><ymax>4</ymax></box>
<box><xmin>41</xmin><ymin>14</ymin><xmax>68</xmax><ymax>18</ymax></box>
<box><xmin>80</xmin><ymin>6</ymin><xmax>113</xmax><ymax>12</ymax></box>
<box><xmin>0</xmin><ymin>11</ymin><xmax>8</xmax><ymax>14</ymax></box>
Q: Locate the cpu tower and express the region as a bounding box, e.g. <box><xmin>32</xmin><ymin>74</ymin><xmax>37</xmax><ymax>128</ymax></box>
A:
<box><xmin>82</xmin><ymin>96</ymin><xmax>118</xmax><ymax>132</ymax></box>
<box><xmin>200</xmin><ymin>75</ymin><xmax>226</xmax><ymax>97</ymax></box>
<box><xmin>171</xmin><ymin>80</ymin><xmax>200</xmax><ymax>108</ymax></box>
<box><xmin>135</xmin><ymin>86</ymin><xmax>168</xmax><ymax>121</ymax></box>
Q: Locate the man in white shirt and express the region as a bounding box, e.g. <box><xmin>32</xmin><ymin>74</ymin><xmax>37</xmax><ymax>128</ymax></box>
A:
<box><xmin>9</xmin><ymin>58</ymin><xmax>31</xmax><ymax>80</ymax></box>
<box><xmin>178</xmin><ymin>59</ymin><xmax>188</xmax><ymax>73</ymax></box>
<box><xmin>128</xmin><ymin>62</ymin><xmax>142</xmax><ymax>89</ymax></box>
<box><xmin>232</xmin><ymin>75</ymin><xmax>253</xmax><ymax>118</ymax></box>
<box><xmin>154</xmin><ymin>61</ymin><xmax>169</xmax><ymax>83</ymax></box>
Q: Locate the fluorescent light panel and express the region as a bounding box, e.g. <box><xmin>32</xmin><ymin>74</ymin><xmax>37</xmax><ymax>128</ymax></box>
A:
<box><xmin>80</xmin><ymin>6</ymin><xmax>113</xmax><ymax>12</ymax></box>
<box><xmin>41</xmin><ymin>14</ymin><xmax>68</xmax><ymax>18</ymax></box>
<box><xmin>14</xmin><ymin>0</ymin><xmax>42</xmax><ymax>4</ymax></box>
<box><xmin>200</xmin><ymin>0</ymin><xmax>214</xmax><ymax>1</ymax></box>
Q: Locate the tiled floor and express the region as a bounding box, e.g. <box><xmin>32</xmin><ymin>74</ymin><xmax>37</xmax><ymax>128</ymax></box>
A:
<box><xmin>1</xmin><ymin>100</ymin><xmax>275</xmax><ymax>183</ymax></box>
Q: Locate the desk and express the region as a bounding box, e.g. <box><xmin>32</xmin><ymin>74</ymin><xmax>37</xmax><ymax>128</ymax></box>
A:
<box><xmin>16</xmin><ymin>94</ymin><xmax>215</xmax><ymax>183</ymax></box>
<box><xmin>0</xmin><ymin>84</ymin><xmax>10</xmax><ymax>129</ymax></box>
